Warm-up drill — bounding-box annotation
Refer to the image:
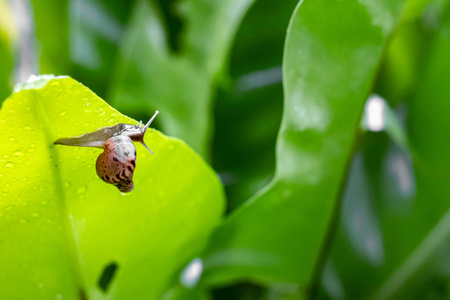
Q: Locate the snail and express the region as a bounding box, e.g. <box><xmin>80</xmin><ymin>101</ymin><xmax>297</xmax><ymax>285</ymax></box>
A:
<box><xmin>54</xmin><ymin>111</ymin><xmax>159</xmax><ymax>193</ymax></box>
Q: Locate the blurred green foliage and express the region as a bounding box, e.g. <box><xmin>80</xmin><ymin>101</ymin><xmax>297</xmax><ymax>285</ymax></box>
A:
<box><xmin>1</xmin><ymin>0</ymin><xmax>450</xmax><ymax>299</ymax></box>
<box><xmin>0</xmin><ymin>0</ymin><xmax>16</xmax><ymax>102</ymax></box>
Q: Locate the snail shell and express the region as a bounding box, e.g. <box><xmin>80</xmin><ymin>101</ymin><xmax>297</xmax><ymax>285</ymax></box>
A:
<box><xmin>54</xmin><ymin>111</ymin><xmax>159</xmax><ymax>193</ymax></box>
<box><xmin>96</xmin><ymin>136</ymin><xmax>136</xmax><ymax>193</ymax></box>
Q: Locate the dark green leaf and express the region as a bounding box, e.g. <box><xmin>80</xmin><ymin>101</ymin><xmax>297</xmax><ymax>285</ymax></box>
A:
<box><xmin>202</xmin><ymin>0</ymin><xmax>406</xmax><ymax>288</ymax></box>
<box><xmin>109</xmin><ymin>0</ymin><xmax>254</xmax><ymax>158</ymax></box>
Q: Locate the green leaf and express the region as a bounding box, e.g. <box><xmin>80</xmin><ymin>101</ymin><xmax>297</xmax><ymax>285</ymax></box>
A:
<box><xmin>374</xmin><ymin>23</ymin><xmax>425</xmax><ymax>106</ymax></box>
<box><xmin>180</xmin><ymin>0</ymin><xmax>255</xmax><ymax>76</ymax></box>
<box><xmin>0</xmin><ymin>0</ymin><xmax>17</xmax><ymax>103</ymax></box>
<box><xmin>375</xmin><ymin>209</ymin><xmax>450</xmax><ymax>300</ymax></box>
<box><xmin>401</xmin><ymin>0</ymin><xmax>433</xmax><ymax>22</ymax></box>
<box><xmin>31</xmin><ymin>0</ymin><xmax>71</xmax><ymax>75</ymax></box>
<box><xmin>109</xmin><ymin>0</ymin><xmax>254</xmax><ymax>158</ymax></box>
<box><xmin>201</xmin><ymin>0</ymin><xmax>406</xmax><ymax>288</ymax></box>
<box><xmin>324</xmin><ymin>3</ymin><xmax>450</xmax><ymax>297</ymax></box>
<box><xmin>0</xmin><ymin>76</ymin><xmax>224</xmax><ymax>299</ymax></box>
<box><xmin>213</xmin><ymin>0</ymin><xmax>298</xmax><ymax>211</ymax></box>
<box><xmin>375</xmin><ymin>3</ymin><xmax>450</xmax><ymax>297</ymax></box>
<box><xmin>31</xmin><ymin>0</ymin><xmax>133</xmax><ymax>97</ymax></box>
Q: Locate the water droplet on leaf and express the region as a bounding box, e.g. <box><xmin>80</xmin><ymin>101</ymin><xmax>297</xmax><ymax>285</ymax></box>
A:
<box><xmin>76</xmin><ymin>186</ymin><xmax>86</xmax><ymax>194</ymax></box>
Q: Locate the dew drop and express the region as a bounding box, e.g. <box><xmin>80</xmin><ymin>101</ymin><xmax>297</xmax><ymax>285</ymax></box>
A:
<box><xmin>59</xmin><ymin>111</ymin><xmax>66</xmax><ymax>116</ymax></box>
<box><xmin>31</xmin><ymin>212</ymin><xmax>40</xmax><ymax>218</ymax></box>
<box><xmin>21</xmin><ymin>201</ymin><xmax>29</xmax><ymax>206</ymax></box>
<box><xmin>22</xmin><ymin>177</ymin><xmax>28</xmax><ymax>182</ymax></box>
<box><xmin>64</xmin><ymin>181</ymin><xmax>71</xmax><ymax>189</ymax></box>
<box><xmin>14</xmin><ymin>150</ymin><xmax>23</xmax><ymax>156</ymax></box>
<box><xmin>19</xmin><ymin>219</ymin><xmax>27</xmax><ymax>223</ymax></box>
<box><xmin>5</xmin><ymin>162</ymin><xmax>14</xmax><ymax>168</ymax></box>
<box><xmin>76</xmin><ymin>186</ymin><xmax>86</xmax><ymax>194</ymax></box>
<box><xmin>41</xmin><ymin>200</ymin><xmax>48</xmax><ymax>205</ymax></box>
<box><xmin>24</xmin><ymin>126</ymin><xmax>31</xmax><ymax>130</ymax></box>
<box><xmin>3</xmin><ymin>205</ymin><xmax>15</xmax><ymax>210</ymax></box>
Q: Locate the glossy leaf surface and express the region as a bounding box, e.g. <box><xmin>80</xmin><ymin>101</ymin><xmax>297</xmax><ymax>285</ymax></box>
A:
<box><xmin>0</xmin><ymin>76</ymin><xmax>224</xmax><ymax>300</ymax></box>
<box><xmin>202</xmin><ymin>0</ymin><xmax>406</xmax><ymax>288</ymax></box>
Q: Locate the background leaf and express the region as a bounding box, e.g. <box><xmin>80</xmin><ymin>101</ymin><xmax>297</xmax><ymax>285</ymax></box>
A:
<box><xmin>201</xmin><ymin>0</ymin><xmax>407</xmax><ymax>290</ymax></box>
<box><xmin>109</xmin><ymin>0</ymin><xmax>254</xmax><ymax>158</ymax></box>
<box><xmin>213</xmin><ymin>0</ymin><xmax>298</xmax><ymax>211</ymax></box>
<box><xmin>30</xmin><ymin>0</ymin><xmax>70</xmax><ymax>75</ymax></box>
<box><xmin>321</xmin><ymin>1</ymin><xmax>450</xmax><ymax>298</ymax></box>
<box><xmin>0</xmin><ymin>0</ymin><xmax>17</xmax><ymax>103</ymax></box>
<box><xmin>0</xmin><ymin>76</ymin><xmax>224</xmax><ymax>299</ymax></box>
<box><xmin>30</xmin><ymin>0</ymin><xmax>133</xmax><ymax>97</ymax></box>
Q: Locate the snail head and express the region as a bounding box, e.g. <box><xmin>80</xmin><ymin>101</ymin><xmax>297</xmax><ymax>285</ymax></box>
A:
<box><xmin>126</xmin><ymin>110</ymin><xmax>159</xmax><ymax>154</ymax></box>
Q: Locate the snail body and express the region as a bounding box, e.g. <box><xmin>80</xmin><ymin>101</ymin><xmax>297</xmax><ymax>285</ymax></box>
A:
<box><xmin>54</xmin><ymin>111</ymin><xmax>159</xmax><ymax>193</ymax></box>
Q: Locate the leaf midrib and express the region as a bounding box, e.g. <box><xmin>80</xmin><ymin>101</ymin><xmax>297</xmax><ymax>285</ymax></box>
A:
<box><xmin>30</xmin><ymin>86</ymin><xmax>88</xmax><ymax>299</ymax></box>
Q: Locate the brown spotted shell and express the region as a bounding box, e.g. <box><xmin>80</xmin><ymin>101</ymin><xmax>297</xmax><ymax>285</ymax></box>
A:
<box><xmin>96</xmin><ymin>136</ymin><xmax>137</xmax><ymax>193</ymax></box>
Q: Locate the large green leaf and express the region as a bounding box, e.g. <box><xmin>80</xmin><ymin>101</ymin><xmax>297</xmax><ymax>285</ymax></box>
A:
<box><xmin>201</xmin><ymin>0</ymin><xmax>406</xmax><ymax>289</ymax></box>
<box><xmin>0</xmin><ymin>76</ymin><xmax>224</xmax><ymax>299</ymax></box>
<box><xmin>109</xmin><ymin>0</ymin><xmax>254</xmax><ymax>158</ymax></box>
